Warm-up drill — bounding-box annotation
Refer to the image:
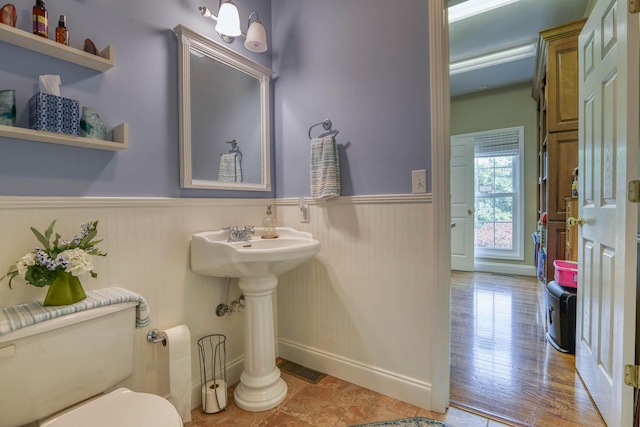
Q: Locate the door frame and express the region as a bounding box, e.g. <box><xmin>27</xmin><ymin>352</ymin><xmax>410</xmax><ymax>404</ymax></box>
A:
<box><xmin>428</xmin><ymin>0</ymin><xmax>451</xmax><ymax>413</ymax></box>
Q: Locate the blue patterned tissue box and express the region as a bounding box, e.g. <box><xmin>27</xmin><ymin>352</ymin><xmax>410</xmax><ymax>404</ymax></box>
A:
<box><xmin>28</xmin><ymin>92</ymin><xmax>80</xmax><ymax>135</ymax></box>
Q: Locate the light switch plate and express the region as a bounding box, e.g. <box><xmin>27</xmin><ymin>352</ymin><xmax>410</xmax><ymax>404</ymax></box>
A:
<box><xmin>412</xmin><ymin>169</ymin><xmax>427</xmax><ymax>194</ymax></box>
<box><xmin>300</xmin><ymin>206</ymin><xmax>310</xmax><ymax>223</ymax></box>
<box><xmin>299</xmin><ymin>197</ymin><xmax>310</xmax><ymax>223</ymax></box>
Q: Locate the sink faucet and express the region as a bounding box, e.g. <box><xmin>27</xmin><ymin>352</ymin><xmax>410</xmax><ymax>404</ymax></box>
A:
<box><xmin>225</xmin><ymin>226</ymin><xmax>254</xmax><ymax>242</ymax></box>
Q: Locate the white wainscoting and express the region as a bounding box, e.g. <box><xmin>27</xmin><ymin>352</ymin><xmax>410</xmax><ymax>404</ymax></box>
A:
<box><xmin>0</xmin><ymin>196</ymin><xmax>271</xmax><ymax>408</ymax></box>
<box><xmin>0</xmin><ymin>195</ymin><xmax>436</xmax><ymax>411</ymax></box>
<box><xmin>275</xmin><ymin>194</ymin><xmax>435</xmax><ymax>409</ymax></box>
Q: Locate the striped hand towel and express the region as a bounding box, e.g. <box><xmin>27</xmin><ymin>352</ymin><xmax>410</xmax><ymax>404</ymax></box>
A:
<box><xmin>218</xmin><ymin>153</ymin><xmax>242</xmax><ymax>182</ymax></box>
<box><xmin>0</xmin><ymin>287</ymin><xmax>151</xmax><ymax>335</ymax></box>
<box><xmin>311</xmin><ymin>136</ymin><xmax>341</xmax><ymax>200</ymax></box>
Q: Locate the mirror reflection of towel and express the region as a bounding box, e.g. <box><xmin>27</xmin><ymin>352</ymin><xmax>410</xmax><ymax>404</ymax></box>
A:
<box><xmin>310</xmin><ymin>136</ymin><xmax>340</xmax><ymax>200</ymax></box>
<box><xmin>218</xmin><ymin>153</ymin><xmax>242</xmax><ymax>182</ymax></box>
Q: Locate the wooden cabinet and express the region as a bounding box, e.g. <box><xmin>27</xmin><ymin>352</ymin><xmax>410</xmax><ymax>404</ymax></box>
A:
<box><xmin>546</xmin><ymin>37</ymin><xmax>580</xmax><ymax>133</ymax></box>
<box><xmin>565</xmin><ymin>197</ymin><xmax>578</xmax><ymax>262</ymax></box>
<box><xmin>546</xmin><ymin>131</ymin><xmax>578</xmax><ymax>221</ymax></box>
<box><xmin>533</xmin><ymin>19</ymin><xmax>585</xmax><ymax>283</ymax></box>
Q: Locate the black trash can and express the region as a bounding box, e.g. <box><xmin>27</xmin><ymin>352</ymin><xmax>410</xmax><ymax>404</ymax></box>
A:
<box><xmin>545</xmin><ymin>280</ymin><xmax>577</xmax><ymax>354</ymax></box>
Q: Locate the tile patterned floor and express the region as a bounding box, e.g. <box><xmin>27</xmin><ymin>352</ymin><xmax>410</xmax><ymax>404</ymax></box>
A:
<box><xmin>185</xmin><ymin>371</ymin><xmax>513</xmax><ymax>427</ymax></box>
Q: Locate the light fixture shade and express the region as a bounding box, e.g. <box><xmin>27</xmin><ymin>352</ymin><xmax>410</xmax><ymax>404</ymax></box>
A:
<box><xmin>245</xmin><ymin>20</ymin><xmax>267</xmax><ymax>53</ymax></box>
<box><xmin>448</xmin><ymin>0</ymin><xmax>520</xmax><ymax>23</ymax></box>
<box><xmin>215</xmin><ymin>1</ymin><xmax>241</xmax><ymax>37</ymax></box>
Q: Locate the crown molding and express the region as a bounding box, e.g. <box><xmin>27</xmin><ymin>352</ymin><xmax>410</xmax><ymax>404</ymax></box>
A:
<box><xmin>450</xmin><ymin>42</ymin><xmax>536</xmax><ymax>75</ymax></box>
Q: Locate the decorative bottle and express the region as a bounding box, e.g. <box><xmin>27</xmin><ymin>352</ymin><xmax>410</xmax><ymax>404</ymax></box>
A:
<box><xmin>55</xmin><ymin>14</ymin><xmax>69</xmax><ymax>45</ymax></box>
<box><xmin>262</xmin><ymin>205</ymin><xmax>277</xmax><ymax>239</ymax></box>
<box><xmin>32</xmin><ymin>0</ymin><xmax>48</xmax><ymax>38</ymax></box>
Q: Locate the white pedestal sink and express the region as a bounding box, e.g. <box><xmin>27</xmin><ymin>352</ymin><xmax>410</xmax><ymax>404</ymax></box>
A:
<box><xmin>190</xmin><ymin>227</ymin><xmax>320</xmax><ymax>412</ymax></box>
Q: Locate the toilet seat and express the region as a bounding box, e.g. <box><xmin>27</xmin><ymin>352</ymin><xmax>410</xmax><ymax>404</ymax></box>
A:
<box><xmin>40</xmin><ymin>388</ymin><xmax>183</xmax><ymax>427</ymax></box>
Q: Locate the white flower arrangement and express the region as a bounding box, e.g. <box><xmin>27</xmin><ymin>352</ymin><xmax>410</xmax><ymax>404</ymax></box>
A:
<box><xmin>2</xmin><ymin>220</ymin><xmax>106</xmax><ymax>288</ymax></box>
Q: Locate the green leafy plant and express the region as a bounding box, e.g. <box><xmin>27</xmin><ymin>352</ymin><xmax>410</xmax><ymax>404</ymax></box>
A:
<box><xmin>1</xmin><ymin>220</ymin><xmax>106</xmax><ymax>288</ymax></box>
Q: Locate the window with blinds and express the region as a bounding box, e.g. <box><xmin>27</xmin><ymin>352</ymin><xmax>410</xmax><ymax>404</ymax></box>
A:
<box><xmin>474</xmin><ymin>129</ymin><xmax>520</xmax><ymax>157</ymax></box>
<box><xmin>474</xmin><ymin>126</ymin><xmax>524</xmax><ymax>260</ymax></box>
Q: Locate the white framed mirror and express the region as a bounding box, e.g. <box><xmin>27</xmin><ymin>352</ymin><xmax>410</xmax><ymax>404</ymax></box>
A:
<box><xmin>174</xmin><ymin>25</ymin><xmax>273</xmax><ymax>191</ymax></box>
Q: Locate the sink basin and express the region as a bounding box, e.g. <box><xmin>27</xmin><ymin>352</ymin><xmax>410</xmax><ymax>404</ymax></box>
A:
<box><xmin>191</xmin><ymin>227</ymin><xmax>321</xmax><ymax>278</ymax></box>
<box><xmin>190</xmin><ymin>226</ymin><xmax>320</xmax><ymax>413</ymax></box>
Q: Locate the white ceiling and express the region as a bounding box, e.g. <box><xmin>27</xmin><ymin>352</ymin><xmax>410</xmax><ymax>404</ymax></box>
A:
<box><xmin>448</xmin><ymin>0</ymin><xmax>591</xmax><ymax>97</ymax></box>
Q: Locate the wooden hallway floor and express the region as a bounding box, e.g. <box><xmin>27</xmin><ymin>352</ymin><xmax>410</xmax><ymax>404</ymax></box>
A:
<box><xmin>450</xmin><ymin>271</ymin><xmax>605</xmax><ymax>427</ymax></box>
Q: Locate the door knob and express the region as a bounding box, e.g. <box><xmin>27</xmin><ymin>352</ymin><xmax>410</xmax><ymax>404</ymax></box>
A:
<box><xmin>567</xmin><ymin>217</ymin><xmax>585</xmax><ymax>227</ymax></box>
<box><xmin>468</xmin><ymin>209</ymin><xmax>474</xmax><ymax>215</ymax></box>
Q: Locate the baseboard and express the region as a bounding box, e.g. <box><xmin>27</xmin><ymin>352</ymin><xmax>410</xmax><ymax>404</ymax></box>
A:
<box><xmin>189</xmin><ymin>355</ymin><xmax>244</xmax><ymax>410</ymax></box>
<box><xmin>277</xmin><ymin>338</ymin><xmax>432</xmax><ymax>410</ymax></box>
<box><xmin>473</xmin><ymin>260</ymin><xmax>536</xmax><ymax>277</ymax></box>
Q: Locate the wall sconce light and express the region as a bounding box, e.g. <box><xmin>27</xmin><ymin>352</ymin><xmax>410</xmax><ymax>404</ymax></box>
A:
<box><xmin>199</xmin><ymin>1</ymin><xmax>268</xmax><ymax>53</ymax></box>
<box><xmin>215</xmin><ymin>0</ymin><xmax>241</xmax><ymax>38</ymax></box>
<box><xmin>245</xmin><ymin>12</ymin><xmax>267</xmax><ymax>53</ymax></box>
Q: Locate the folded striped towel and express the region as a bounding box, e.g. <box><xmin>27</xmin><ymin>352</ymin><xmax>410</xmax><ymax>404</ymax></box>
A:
<box><xmin>218</xmin><ymin>153</ymin><xmax>242</xmax><ymax>182</ymax></box>
<box><xmin>311</xmin><ymin>136</ymin><xmax>341</xmax><ymax>200</ymax></box>
<box><xmin>0</xmin><ymin>287</ymin><xmax>151</xmax><ymax>335</ymax></box>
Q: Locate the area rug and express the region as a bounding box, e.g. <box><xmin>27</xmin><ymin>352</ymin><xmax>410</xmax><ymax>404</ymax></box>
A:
<box><xmin>350</xmin><ymin>417</ymin><xmax>451</xmax><ymax>427</ymax></box>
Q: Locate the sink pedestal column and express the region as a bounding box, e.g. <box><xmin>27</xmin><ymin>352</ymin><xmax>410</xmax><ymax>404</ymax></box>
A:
<box><xmin>234</xmin><ymin>275</ymin><xmax>287</xmax><ymax>412</ymax></box>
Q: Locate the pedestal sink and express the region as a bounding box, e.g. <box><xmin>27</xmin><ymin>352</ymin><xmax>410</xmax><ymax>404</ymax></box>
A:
<box><xmin>190</xmin><ymin>227</ymin><xmax>320</xmax><ymax>412</ymax></box>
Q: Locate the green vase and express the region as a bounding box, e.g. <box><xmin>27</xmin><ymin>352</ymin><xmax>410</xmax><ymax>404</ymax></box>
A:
<box><xmin>43</xmin><ymin>271</ymin><xmax>87</xmax><ymax>306</ymax></box>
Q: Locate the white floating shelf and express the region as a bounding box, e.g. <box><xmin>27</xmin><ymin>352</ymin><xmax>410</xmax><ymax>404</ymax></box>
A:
<box><xmin>0</xmin><ymin>123</ymin><xmax>128</xmax><ymax>151</ymax></box>
<box><xmin>0</xmin><ymin>24</ymin><xmax>114</xmax><ymax>72</ymax></box>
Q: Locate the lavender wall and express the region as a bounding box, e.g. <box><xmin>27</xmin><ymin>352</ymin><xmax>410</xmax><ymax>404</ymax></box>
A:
<box><xmin>0</xmin><ymin>0</ymin><xmax>431</xmax><ymax>198</ymax></box>
<box><xmin>0</xmin><ymin>0</ymin><xmax>272</xmax><ymax>198</ymax></box>
<box><xmin>271</xmin><ymin>0</ymin><xmax>431</xmax><ymax>197</ymax></box>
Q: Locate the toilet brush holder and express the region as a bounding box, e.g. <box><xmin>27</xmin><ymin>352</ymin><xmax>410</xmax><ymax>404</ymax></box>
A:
<box><xmin>197</xmin><ymin>334</ymin><xmax>228</xmax><ymax>413</ymax></box>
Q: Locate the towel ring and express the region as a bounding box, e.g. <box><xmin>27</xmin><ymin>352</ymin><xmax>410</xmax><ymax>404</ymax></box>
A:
<box><xmin>308</xmin><ymin>119</ymin><xmax>339</xmax><ymax>140</ymax></box>
<box><xmin>226</xmin><ymin>140</ymin><xmax>239</xmax><ymax>151</ymax></box>
<box><xmin>224</xmin><ymin>139</ymin><xmax>242</xmax><ymax>162</ymax></box>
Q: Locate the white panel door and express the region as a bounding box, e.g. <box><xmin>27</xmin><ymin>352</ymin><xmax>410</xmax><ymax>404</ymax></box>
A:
<box><xmin>451</xmin><ymin>136</ymin><xmax>474</xmax><ymax>271</ymax></box>
<box><xmin>576</xmin><ymin>0</ymin><xmax>639</xmax><ymax>425</ymax></box>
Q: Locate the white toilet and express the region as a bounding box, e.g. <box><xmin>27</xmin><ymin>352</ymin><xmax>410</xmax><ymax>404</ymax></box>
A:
<box><xmin>0</xmin><ymin>302</ymin><xmax>182</xmax><ymax>427</ymax></box>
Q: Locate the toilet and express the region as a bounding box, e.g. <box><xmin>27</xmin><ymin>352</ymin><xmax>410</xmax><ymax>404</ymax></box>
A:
<box><xmin>40</xmin><ymin>388</ymin><xmax>182</xmax><ymax>427</ymax></box>
<box><xmin>0</xmin><ymin>302</ymin><xmax>182</xmax><ymax>427</ymax></box>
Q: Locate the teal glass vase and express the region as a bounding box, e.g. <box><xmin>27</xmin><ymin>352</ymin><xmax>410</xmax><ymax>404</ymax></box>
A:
<box><xmin>0</xmin><ymin>90</ymin><xmax>16</xmax><ymax>126</ymax></box>
<box><xmin>79</xmin><ymin>106</ymin><xmax>107</xmax><ymax>140</ymax></box>
<box><xmin>43</xmin><ymin>271</ymin><xmax>87</xmax><ymax>306</ymax></box>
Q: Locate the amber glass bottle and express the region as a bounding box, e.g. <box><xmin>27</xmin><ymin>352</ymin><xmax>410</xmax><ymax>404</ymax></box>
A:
<box><xmin>55</xmin><ymin>15</ymin><xmax>69</xmax><ymax>45</ymax></box>
<box><xmin>32</xmin><ymin>0</ymin><xmax>48</xmax><ymax>38</ymax></box>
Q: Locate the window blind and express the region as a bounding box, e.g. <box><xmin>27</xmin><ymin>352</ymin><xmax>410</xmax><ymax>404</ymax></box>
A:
<box><xmin>474</xmin><ymin>129</ymin><xmax>520</xmax><ymax>157</ymax></box>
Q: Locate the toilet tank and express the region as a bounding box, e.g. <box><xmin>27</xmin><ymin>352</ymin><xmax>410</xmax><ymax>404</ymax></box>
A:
<box><xmin>0</xmin><ymin>302</ymin><xmax>138</xmax><ymax>427</ymax></box>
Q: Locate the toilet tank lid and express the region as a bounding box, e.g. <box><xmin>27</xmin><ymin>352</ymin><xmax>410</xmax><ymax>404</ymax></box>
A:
<box><xmin>0</xmin><ymin>287</ymin><xmax>150</xmax><ymax>342</ymax></box>
<box><xmin>0</xmin><ymin>301</ymin><xmax>138</xmax><ymax>345</ymax></box>
<box><xmin>40</xmin><ymin>388</ymin><xmax>183</xmax><ymax>427</ymax></box>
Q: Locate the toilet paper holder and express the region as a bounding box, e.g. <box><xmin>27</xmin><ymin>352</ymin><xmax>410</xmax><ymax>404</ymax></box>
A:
<box><xmin>198</xmin><ymin>334</ymin><xmax>228</xmax><ymax>413</ymax></box>
<box><xmin>146</xmin><ymin>329</ymin><xmax>166</xmax><ymax>346</ymax></box>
